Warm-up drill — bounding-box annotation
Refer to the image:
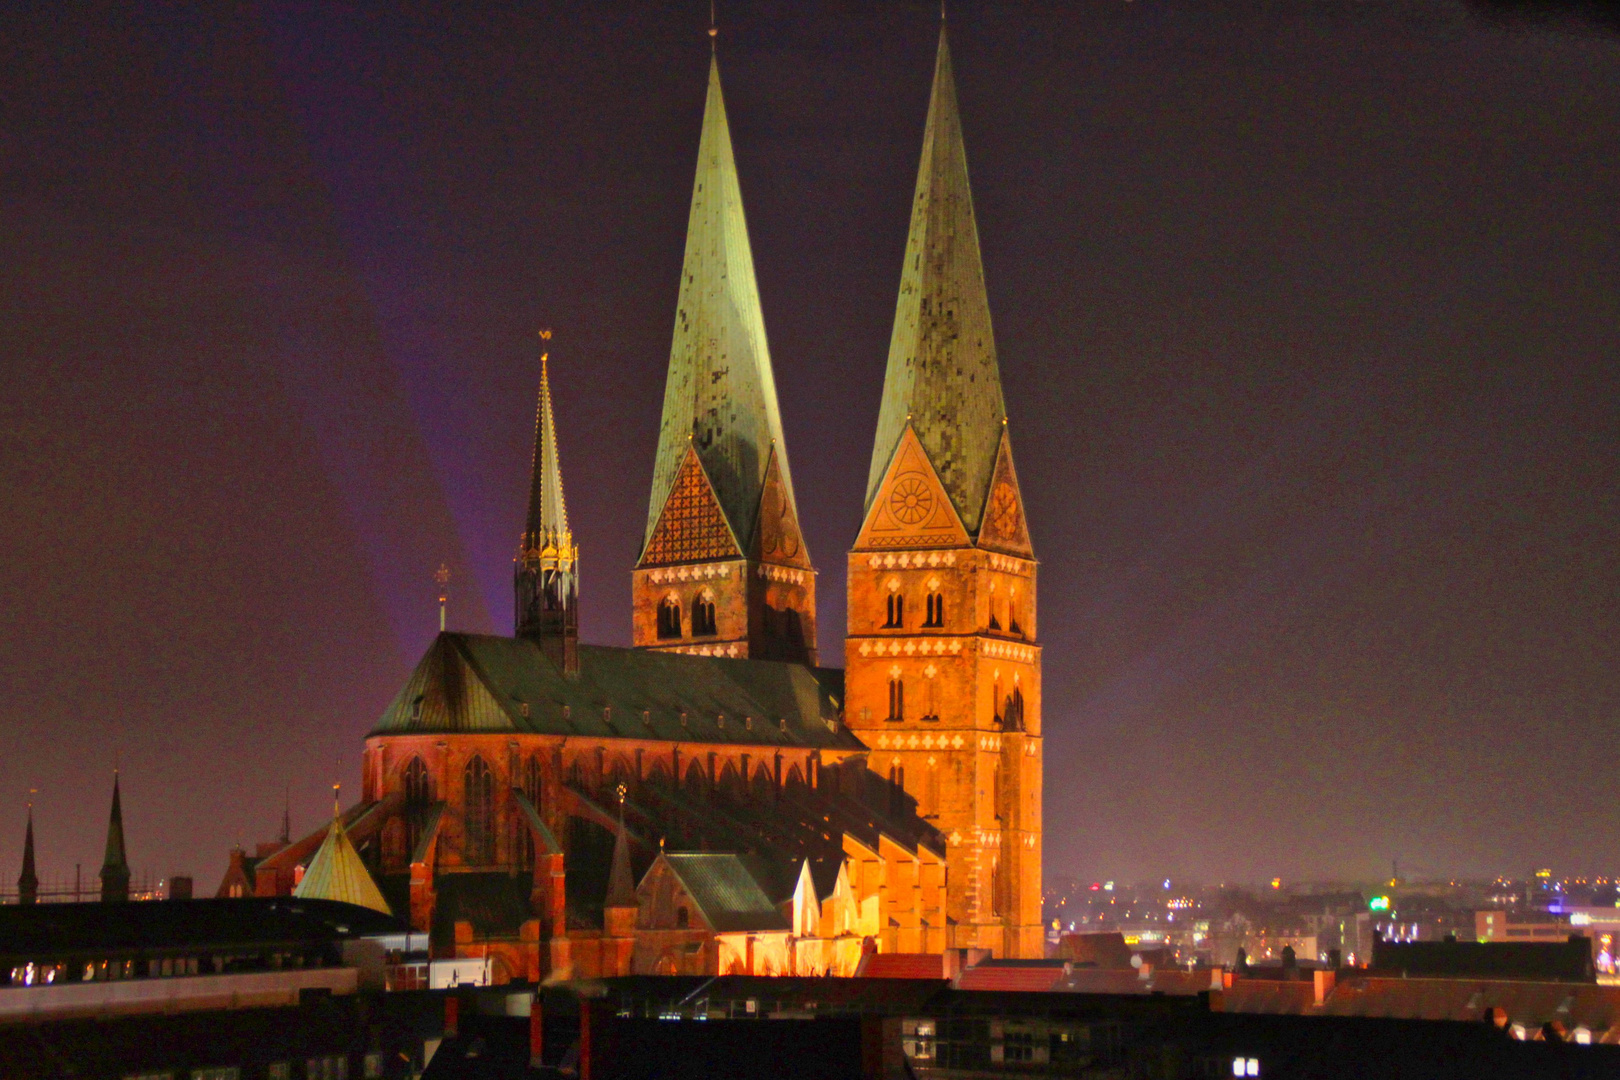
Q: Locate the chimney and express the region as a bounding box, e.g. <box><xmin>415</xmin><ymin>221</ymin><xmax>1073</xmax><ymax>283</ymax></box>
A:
<box><xmin>168</xmin><ymin>876</ymin><xmax>193</xmax><ymax>901</ymax></box>
<box><xmin>1313</xmin><ymin>968</ymin><xmax>1336</xmax><ymax>1007</ymax></box>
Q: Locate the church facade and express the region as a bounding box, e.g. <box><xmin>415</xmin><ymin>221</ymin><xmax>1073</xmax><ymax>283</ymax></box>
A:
<box><xmin>222</xmin><ymin>25</ymin><xmax>1043</xmax><ymax>979</ymax></box>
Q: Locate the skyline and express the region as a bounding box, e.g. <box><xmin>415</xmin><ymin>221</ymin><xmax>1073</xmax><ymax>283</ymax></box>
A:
<box><xmin>2</xmin><ymin>1</ymin><xmax>1618</xmax><ymax>889</ymax></box>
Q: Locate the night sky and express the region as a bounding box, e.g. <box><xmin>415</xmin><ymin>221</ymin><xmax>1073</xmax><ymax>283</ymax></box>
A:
<box><xmin>2</xmin><ymin>1</ymin><xmax>1617</xmax><ymax>892</ymax></box>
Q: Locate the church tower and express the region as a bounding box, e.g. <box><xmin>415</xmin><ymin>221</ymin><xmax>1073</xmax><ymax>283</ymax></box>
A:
<box><xmin>633</xmin><ymin>48</ymin><xmax>816</xmax><ymax>664</ymax></box>
<box><xmin>845</xmin><ymin>25</ymin><xmax>1043</xmax><ymax>958</ymax></box>
<box><xmin>515</xmin><ymin>340</ymin><xmax>579</xmax><ymax>673</ymax></box>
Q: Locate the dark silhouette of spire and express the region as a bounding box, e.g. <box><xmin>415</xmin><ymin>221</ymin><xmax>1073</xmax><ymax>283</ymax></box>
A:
<box><xmin>18</xmin><ymin>805</ymin><xmax>37</xmax><ymax>906</ymax></box>
<box><xmin>100</xmin><ymin>773</ymin><xmax>130</xmax><ymax>903</ymax></box>
<box><xmin>605</xmin><ymin>796</ymin><xmax>636</xmax><ymax>910</ymax></box>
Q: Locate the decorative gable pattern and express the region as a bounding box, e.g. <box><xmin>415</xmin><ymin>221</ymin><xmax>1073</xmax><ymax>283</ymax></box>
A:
<box><xmin>975</xmin><ymin>428</ymin><xmax>1034</xmax><ymax>557</ymax></box>
<box><xmin>640</xmin><ymin>447</ymin><xmax>742</xmax><ymax>567</ymax></box>
<box><xmin>751</xmin><ymin>444</ymin><xmax>812</xmax><ymax>570</ymax></box>
<box><xmin>856</xmin><ymin>423</ymin><xmax>970</xmax><ymax>551</ymax></box>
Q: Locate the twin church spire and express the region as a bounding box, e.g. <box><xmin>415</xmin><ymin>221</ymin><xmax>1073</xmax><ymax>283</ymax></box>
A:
<box><xmin>514</xmin><ymin>25</ymin><xmax>1016</xmax><ymax>666</ymax></box>
<box><xmin>643</xmin><ymin>54</ymin><xmax>801</xmax><ymax>563</ymax></box>
<box><xmin>869</xmin><ymin>25</ymin><xmax>1009</xmax><ymax>537</ymax></box>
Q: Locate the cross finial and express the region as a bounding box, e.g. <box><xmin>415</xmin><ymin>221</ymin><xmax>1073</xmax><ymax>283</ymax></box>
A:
<box><xmin>435</xmin><ymin>563</ymin><xmax>451</xmax><ymax>632</ymax></box>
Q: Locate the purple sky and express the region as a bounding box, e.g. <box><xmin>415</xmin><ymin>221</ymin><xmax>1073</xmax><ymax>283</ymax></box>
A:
<box><xmin>2</xmin><ymin>1</ymin><xmax>1616</xmax><ymax>891</ymax></box>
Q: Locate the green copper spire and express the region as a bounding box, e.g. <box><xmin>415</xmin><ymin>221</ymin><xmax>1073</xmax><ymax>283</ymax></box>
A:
<box><xmin>516</xmin><ymin>339</ymin><xmax>579</xmax><ymax>671</ymax></box>
<box><xmin>644</xmin><ymin>53</ymin><xmax>799</xmax><ymax>557</ymax></box>
<box><xmin>522</xmin><ymin>345</ymin><xmax>570</xmax><ymax>555</ymax></box>
<box><xmin>867</xmin><ymin>24</ymin><xmax>1007</xmax><ymax>533</ymax></box>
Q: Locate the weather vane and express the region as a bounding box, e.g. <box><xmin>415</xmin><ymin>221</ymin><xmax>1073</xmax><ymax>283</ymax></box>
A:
<box><xmin>435</xmin><ymin>563</ymin><xmax>451</xmax><ymax>632</ymax></box>
<box><xmin>539</xmin><ymin>327</ymin><xmax>552</xmax><ymax>373</ymax></box>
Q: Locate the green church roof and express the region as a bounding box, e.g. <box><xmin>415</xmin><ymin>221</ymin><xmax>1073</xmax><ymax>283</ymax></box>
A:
<box><xmin>867</xmin><ymin>25</ymin><xmax>1007</xmax><ymax>535</ymax></box>
<box><xmin>644</xmin><ymin>52</ymin><xmax>801</xmax><ymax>559</ymax></box>
<box><xmin>370</xmin><ymin>634</ymin><xmax>856</xmax><ymax>751</ymax></box>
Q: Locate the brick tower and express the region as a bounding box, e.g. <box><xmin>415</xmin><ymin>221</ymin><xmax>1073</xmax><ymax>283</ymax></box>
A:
<box><xmin>845</xmin><ymin>25</ymin><xmax>1043</xmax><ymax>958</ymax></box>
<box><xmin>633</xmin><ymin>48</ymin><xmax>816</xmax><ymax>664</ymax></box>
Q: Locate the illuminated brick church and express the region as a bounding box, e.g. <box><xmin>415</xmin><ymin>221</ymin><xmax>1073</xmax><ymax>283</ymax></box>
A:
<box><xmin>221</xmin><ymin>25</ymin><xmax>1043</xmax><ymax>978</ymax></box>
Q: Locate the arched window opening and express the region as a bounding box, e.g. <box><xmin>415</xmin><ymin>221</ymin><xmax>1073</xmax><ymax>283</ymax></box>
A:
<box><xmin>887</xmin><ymin>678</ymin><xmax>905</xmax><ymax>723</ymax></box>
<box><xmin>463</xmin><ymin>756</ymin><xmax>495</xmax><ymax>866</ymax></box>
<box><xmin>692</xmin><ymin>593</ymin><xmax>718</xmax><ymax>636</ymax></box>
<box><xmin>924</xmin><ymin>592</ymin><xmax>944</xmax><ymax>628</ymax></box>
<box><xmin>676</xmin><ymin>906</ymin><xmax>690</xmax><ymax>929</ymax></box>
<box><xmin>403</xmin><ymin>757</ymin><xmax>432</xmax><ymax>859</ymax></box>
<box><xmin>403</xmin><ymin>758</ymin><xmax>432</xmax><ymax>806</ymax></box>
<box><xmin>523</xmin><ymin>755</ymin><xmax>543</xmax><ymax>806</ymax></box>
<box><xmin>1003</xmin><ymin>687</ymin><xmax>1025</xmax><ymax>732</ymax></box>
<box><xmin>657</xmin><ymin>595</ymin><xmax>683</xmax><ymax>639</ymax></box>
<box><xmin>884</xmin><ymin>593</ymin><xmax>904</xmax><ymax>629</ymax></box>
<box><xmin>991</xmin><ymin>856</ymin><xmax>1005</xmax><ymax>918</ymax></box>
<box><xmin>988</xmin><ymin>605</ymin><xmax>1001</xmax><ymax>632</ymax></box>
<box><xmin>1008</xmin><ymin>600</ymin><xmax>1022</xmax><ymax>638</ymax></box>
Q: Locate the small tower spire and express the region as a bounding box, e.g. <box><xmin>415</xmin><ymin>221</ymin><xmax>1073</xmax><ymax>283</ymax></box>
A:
<box><xmin>605</xmin><ymin>784</ymin><xmax>636</xmax><ymax>909</ymax></box>
<box><xmin>18</xmin><ymin>796</ymin><xmax>38</xmax><ymax>906</ymax></box>
<box><xmin>100</xmin><ymin>772</ymin><xmax>130</xmax><ymax>903</ymax></box>
<box><xmin>435</xmin><ymin>564</ymin><xmax>451</xmax><ymax>633</ymax></box>
<box><xmin>515</xmin><ymin>330</ymin><xmax>580</xmax><ymax>674</ymax></box>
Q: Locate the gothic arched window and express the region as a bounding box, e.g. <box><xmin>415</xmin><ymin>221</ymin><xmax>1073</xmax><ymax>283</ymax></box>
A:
<box><xmin>887</xmin><ymin>677</ymin><xmax>905</xmax><ymax>723</ymax></box>
<box><xmin>1003</xmin><ymin>687</ymin><xmax>1025</xmax><ymax>732</ymax></box>
<box><xmin>924</xmin><ymin>591</ymin><xmax>944</xmax><ymax>628</ymax></box>
<box><xmin>463</xmin><ymin>756</ymin><xmax>495</xmax><ymax>866</ymax></box>
<box><xmin>692</xmin><ymin>592</ymin><xmax>718</xmax><ymax>636</ymax></box>
<box><xmin>403</xmin><ymin>757</ymin><xmax>432</xmax><ymax>807</ymax></box>
<box><xmin>657</xmin><ymin>595</ymin><xmax>683</xmax><ymax>639</ymax></box>
<box><xmin>884</xmin><ymin>593</ymin><xmax>904</xmax><ymax>629</ymax></box>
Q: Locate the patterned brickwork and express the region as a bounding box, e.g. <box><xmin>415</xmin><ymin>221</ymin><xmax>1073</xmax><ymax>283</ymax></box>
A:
<box><xmin>641</xmin><ymin>448</ymin><xmax>741</xmax><ymax>567</ymax></box>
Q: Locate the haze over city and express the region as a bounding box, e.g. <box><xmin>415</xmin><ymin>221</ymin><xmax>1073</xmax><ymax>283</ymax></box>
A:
<box><xmin>2</xmin><ymin>0</ymin><xmax>1617</xmax><ymax>895</ymax></box>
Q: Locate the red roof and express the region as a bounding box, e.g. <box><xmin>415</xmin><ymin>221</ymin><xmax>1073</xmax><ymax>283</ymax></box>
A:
<box><xmin>956</xmin><ymin>964</ymin><xmax>1067</xmax><ymax>993</ymax></box>
<box><xmin>857</xmin><ymin>953</ymin><xmax>947</xmax><ymax>979</ymax></box>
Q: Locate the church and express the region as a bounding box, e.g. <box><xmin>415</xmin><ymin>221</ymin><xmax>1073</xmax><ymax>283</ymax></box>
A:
<box><xmin>219</xmin><ymin>24</ymin><xmax>1044</xmax><ymax>981</ymax></box>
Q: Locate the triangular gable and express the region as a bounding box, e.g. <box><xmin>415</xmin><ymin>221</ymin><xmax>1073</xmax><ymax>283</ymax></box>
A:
<box><xmin>855</xmin><ymin>423</ymin><xmax>970</xmax><ymax>551</ymax></box>
<box><xmin>975</xmin><ymin>427</ymin><xmax>1034</xmax><ymax>557</ymax></box>
<box><xmin>639</xmin><ymin>446</ymin><xmax>743</xmax><ymax>568</ymax></box>
<box><xmin>750</xmin><ymin>443</ymin><xmax>812</xmax><ymax>569</ymax></box>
